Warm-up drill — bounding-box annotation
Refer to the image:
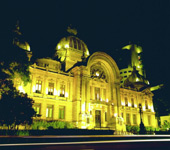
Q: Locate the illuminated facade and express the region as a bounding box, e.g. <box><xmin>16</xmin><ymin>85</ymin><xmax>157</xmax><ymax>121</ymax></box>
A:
<box><xmin>13</xmin><ymin>26</ymin><xmax>158</xmax><ymax>131</ymax></box>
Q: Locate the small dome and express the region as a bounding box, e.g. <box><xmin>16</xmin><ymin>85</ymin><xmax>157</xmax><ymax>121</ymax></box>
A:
<box><xmin>124</xmin><ymin>67</ymin><xmax>149</xmax><ymax>91</ymax></box>
<box><xmin>56</xmin><ymin>36</ymin><xmax>90</xmax><ymax>58</ymax></box>
<box><xmin>13</xmin><ymin>38</ymin><xmax>31</xmax><ymax>51</ymax></box>
<box><xmin>12</xmin><ymin>22</ymin><xmax>31</xmax><ymax>51</ymax></box>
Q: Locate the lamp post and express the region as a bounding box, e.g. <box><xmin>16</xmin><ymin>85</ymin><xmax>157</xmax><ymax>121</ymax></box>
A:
<box><xmin>139</xmin><ymin>103</ymin><xmax>146</xmax><ymax>134</ymax></box>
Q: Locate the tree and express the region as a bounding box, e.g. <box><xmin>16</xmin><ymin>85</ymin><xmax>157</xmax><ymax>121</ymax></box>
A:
<box><xmin>0</xmin><ymin>24</ymin><xmax>34</xmax><ymax>129</ymax></box>
<box><xmin>0</xmin><ymin>92</ymin><xmax>36</xmax><ymax>129</ymax></box>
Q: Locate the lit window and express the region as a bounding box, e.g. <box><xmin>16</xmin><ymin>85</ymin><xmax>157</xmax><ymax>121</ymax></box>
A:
<box><xmin>48</xmin><ymin>83</ymin><xmax>54</xmax><ymax>95</ymax></box>
<box><xmin>35</xmin><ymin>80</ymin><xmax>42</xmax><ymax>93</ymax></box>
<box><xmin>148</xmin><ymin>115</ymin><xmax>151</xmax><ymax>125</ymax></box>
<box><xmin>90</xmin><ymin>86</ymin><xmax>93</xmax><ymax>100</ymax></box>
<box><xmin>103</xmin><ymin>89</ymin><xmax>106</xmax><ymax>101</ymax></box>
<box><xmin>60</xmin><ymin>84</ymin><xmax>65</xmax><ymax>97</ymax></box>
<box><xmin>145</xmin><ymin>100</ymin><xmax>148</xmax><ymax>109</ymax></box>
<box><xmin>125</xmin><ymin>97</ymin><xmax>128</xmax><ymax>106</ymax></box>
<box><xmin>87</xmin><ymin>118</ymin><xmax>90</xmax><ymax>124</ymax></box>
<box><xmin>105</xmin><ymin>112</ymin><xmax>107</xmax><ymax>122</ymax></box>
<box><xmin>46</xmin><ymin>105</ymin><xmax>53</xmax><ymax>119</ymax></box>
<box><xmin>95</xmin><ymin>87</ymin><xmax>100</xmax><ymax>101</ymax></box>
<box><xmin>33</xmin><ymin>103</ymin><xmax>41</xmax><ymax>116</ymax></box>
<box><xmin>131</xmin><ymin>98</ymin><xmax>134</xmax><ymax>107</ymax></box>
<box><xmin>90</xmin><ymin>110</ymin><xmax>92</xmax><ymax>115</ymax></box>
<box><xmin>121</xmin><ymin>112</ymin><xmax>124</xmax><ymax>118</ymax></box>
<box><xmin>126</xmin><ymin>113</ymin><xmax>130</xmax><ymax>124</ymax></box>
<box><xmin>59</xmin><ymin>106</ymin><xmax>65</xmax><ymax>119</ymax></box>
<box><xmin>133</xmin><ymin>114</ymin><xmax>137</xmax><ymax>124</ymax></box>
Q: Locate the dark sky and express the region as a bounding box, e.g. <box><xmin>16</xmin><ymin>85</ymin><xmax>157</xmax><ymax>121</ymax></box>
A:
<box><xmin>1</xmin><ymin>0</ymin><xmax>170</xmax><ymax>99</ymax></box>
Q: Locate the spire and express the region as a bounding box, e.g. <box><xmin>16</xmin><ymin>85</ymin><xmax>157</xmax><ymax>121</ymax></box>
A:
<box><xmin>13</xmin><ymin>20</ymin><xmax>21</xmax><ymax>35</ymax></box>
<box><xmin>67</xmin><ymin>25</ymin><xmax>77</xmax><ymax>35</ymax></box>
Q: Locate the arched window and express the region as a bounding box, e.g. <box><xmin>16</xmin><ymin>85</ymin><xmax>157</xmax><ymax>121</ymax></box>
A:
<box><xmin>125</xmin><ymin>97</ymin><xmax>128</xmax><ymax>106</ymax></box>
<box><xmin>145</xmin><ymin>100</ymin><xmax>148</xmax><ymax>109</ymax></box>
<box><xmin>131</xmin><ymin>98</ymin><xmax>134</xmax><ymax>107</ymax></box>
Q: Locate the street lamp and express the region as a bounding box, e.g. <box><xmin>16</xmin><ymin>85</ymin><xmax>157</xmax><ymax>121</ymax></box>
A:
<box><xmin>139</xmin><ymin>103</ymin><xmax>146</xmax><ymax>134</ymax></box>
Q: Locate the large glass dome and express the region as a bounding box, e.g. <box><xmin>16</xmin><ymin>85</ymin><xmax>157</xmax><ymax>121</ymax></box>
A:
<box><xmin>56</xmin><ymin>35</ymin><xmax>90</xmax><ymax>58</ymax></box>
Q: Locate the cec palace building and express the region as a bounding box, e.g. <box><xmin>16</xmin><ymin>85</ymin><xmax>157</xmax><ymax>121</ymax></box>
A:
<box><xmin>12</xmin><ymin>24</ymin><xmax>158</xmax><ymax>132</ymax></box>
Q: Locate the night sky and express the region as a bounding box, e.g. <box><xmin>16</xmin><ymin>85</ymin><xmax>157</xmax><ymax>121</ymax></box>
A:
<box><xmin>0</xmin><ymin>0</ymin><xmax>170</xmax><ymax>101</ymax></box>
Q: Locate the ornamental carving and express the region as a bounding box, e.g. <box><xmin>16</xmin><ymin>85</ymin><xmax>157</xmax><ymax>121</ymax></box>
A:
<box><xmin>90</xmin><ymin>65</ymin><xmax>107</xmax><ymax>82</ymax></box>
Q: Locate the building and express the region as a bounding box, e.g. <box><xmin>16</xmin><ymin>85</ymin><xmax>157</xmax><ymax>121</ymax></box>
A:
<box><xmin>12</xmin><ymin>25</ymin><xmax>158</xmax><ymax>131</ymax></box>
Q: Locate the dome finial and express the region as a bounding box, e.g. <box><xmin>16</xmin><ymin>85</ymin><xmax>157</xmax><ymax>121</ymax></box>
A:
<box><xmin>16</xmin><ymin>20</ymin><xmax>20</xmax><ymax>30</ymax></box>
<box><xmin>67</xmin><ymin>25</ymin><xmax>77</xmax><ymax>35</ymax></box>
<box><xmin>13</xmin><ymin>20</ymin><xmax>21</xmax><ymax>35</ymax></box>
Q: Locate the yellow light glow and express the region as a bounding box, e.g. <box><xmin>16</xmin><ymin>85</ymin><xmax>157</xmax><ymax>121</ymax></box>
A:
<box><xmin>134</xmin><ymin>104</ymin><xmax>137</xmax><ymax>108</ymax></box>
<box><xmin>106</xmin><ymin>99</ymin><xmax>108</xmax><ymax>102</ymax></box>
<box><xmin>81</xmin><ymin>126</ymin><xmax>87</xmax><ymax>129</ymax></box>
<box><xmin>46</xmin><ymin>88</ymin><xmax>48</xmax><ymax>94</ymax></box>
<box><xmin>136</xmin><ymin>78</ymin><xmax>139</xmax><ymax>82</ymax></box>
<box><xmin>128</xmin><ymin>103</ymin><xmax>131</xmax><ymax>107</ymax></box>
<box><xmin>114</xmin><ymin>113</ymin><xmax>117</xmax><ymax>117</ymax></box>
<box><xmin>32</xmin><ymin>85</ymin><xmax>36</xmax><ymax>92</ymax></box>
<box><xmin>58</xmin><ymin>90</ymin><xmax>60</xmax><ymax>96</ymax></box>
<box><xmin>100</xmin><ymin>98</ymin><xmax>102</xmax><ymax>101</ymax></box>
<box><xmin>86</xmin><ymin>50</ymin><xmax>89</xmax><ymax>56</ymax></box>
<box><xmin>58</xmin><ymin>45</ymin><xmax>61</xmax><ymax>49</ymax></box>
<box><xmin>151</xmin><ymin>106</ymin><xmax>154</xmax><ymax>112</ymax></box>
<box><xmin>65</xmin><ymin>44</ymin><xmax>69</xmax><ymax>48</ymax></box>
<box><xmin>18</xmin><ymin>86</ymin><xmax>25</xmax><ymax>93</ymax></box>
<box><xmin>121</xmin><ymin>102</ymin><xmax>125</xmax><ymax>106</ymax></box>
<box><xmin>137</xmin><ymin>65</ymin><xmax>140</xmax><ymax>69</ymax></box>
<box><xmin>82</xmin><ymin>103</ymin><xmax>85</xmax><ymax>112</ymax></box>
<box><xmin>54</xmin><ymin>89</ymin><xmax>57</xmax><ymax>96</ymax></box>
<box><xmin>65</xmin><ymin>92</ymin><xmax>68</xmax><ymax>97</ymax></box>
<box><xmin>96</xmin><ymin>72</ymin><xmax>99</xmax><ymax>76</ymax></box>
<box><xmin>143</xmin><ymin>106</ymin><xmax>146</xmax><ymax>111</ymax></box>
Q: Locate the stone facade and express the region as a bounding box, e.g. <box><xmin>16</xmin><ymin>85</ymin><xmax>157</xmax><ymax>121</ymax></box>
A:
<box><xmin>13</xmin><ymin>27</ymin><xmax>158</xmax><ymax>131</ymax></box>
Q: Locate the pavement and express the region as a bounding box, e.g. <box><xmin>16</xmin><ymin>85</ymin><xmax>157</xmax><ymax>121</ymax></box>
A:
<box><xmin>0</xmin><ymin>135</ymin><xmax>170</xmax><ymax>150</ymax></box>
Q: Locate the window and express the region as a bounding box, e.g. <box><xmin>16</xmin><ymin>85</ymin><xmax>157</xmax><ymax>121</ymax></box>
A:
<box><xmin>35</xmin><ymin>80</ymin><xmax>42</xmax><ymax>93</ymax></box>
<box><xmin>126</xmin><ymin>113</ymin><xmax>130</xmax><ymax>124</ymax></box>
<box><xmin>59</xmin><ymin>106</ymin><xmax>65</xmax><ymax>119</ymax></box>
<box><xmin>77</xmin><ymin>39</ymin><xmax>81</xmax><ymax>50</ymax></box>
<box><xmin>90</xmin><ymin>86</ymin><xmax>93</xmax><ymax>100</ymax></box>
<box><xmin>133</xmin><ymin>114</ymin><xmax>137</xmax><ymax>124</ymax></box>
<box><xmin>82</xmin><ymin>43</ymin><xmax>86</xmax><ymax>51</ymax></box>
<box><xmin>46</xmin><ymin>105</ymin><xmax>53</xmax><ymax>119</ymax></box>
<box><xmin>148</xmin><ymin>115</ymin><xmax>151</xmax><ymax>125</ymax></box>
<box><xmin>73</xmin><ymin>38</ymin><xmax>77</xmax><ymax>49</ymax></box>
<box><xmin>103</xmin><ymin>89</ymin><xmax>106</xmax><ymax>101</ymax></box>
<box><xmin>105</xmin><ymin>112</ymin><xmax>107</xmax><ymax>122</ymax></box>
<box><xmin>60</xmin><ymin>84</ymin><xmax>65</xmax><ymax>97</ymax></box>
<box><xmin>125</xmin><ymin>97</ymin><xmax>128</xmax><ymax>106</ymax></box>
<box><xmin>33</xmin><ymin>103</ymin><xmax>41</xmax><ymax>116</ymax></box>
<box><xmin>145</xmin><ymin>100</ymin><xmax>148</xmax><ymax>109</ymax></box>
<box><xmin>95</xmin><ymin>87</ymin><xmax>100</xmax><ymax>101</ymax></box>
<box><xmin>121</xmin><ymin>112</ymin><xmax>124</xmax><ymax>118</ymax></box>
<box><xmin>87</xmin><ymin>118</ymin><xmax>90</xmax><ymax>124</ymax></box>
<box><xmin>131</xmin><ymin>98</ymin><xmax>134</xmax><ymax>107</ymax></box>
<box><xmin>48</xmin><ymin>83</ymin><xmax>54</xmax><ymax>95</ymax></box>
<box><xmin>69</xmin><ymin>37</ymin><xmax>73</xmax><ymax>47</ymax></box>
<box><xmin>90</xmin><ymin>110</ymin><xmax>92</xmax><ymax>115</ymax></box>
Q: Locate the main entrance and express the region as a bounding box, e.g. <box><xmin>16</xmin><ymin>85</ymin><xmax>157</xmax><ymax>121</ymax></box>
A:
<box><xmin>95</xmin><ymin>110</ymin><xmax>101</xmax><ymax>128</ymax></box>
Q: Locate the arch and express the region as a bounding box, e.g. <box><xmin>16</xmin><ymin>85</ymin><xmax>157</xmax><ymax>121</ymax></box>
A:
<box><xmin>87</xmin><ymin>52</ymin><xmax>120</xmax><ymax>83</ymax></box>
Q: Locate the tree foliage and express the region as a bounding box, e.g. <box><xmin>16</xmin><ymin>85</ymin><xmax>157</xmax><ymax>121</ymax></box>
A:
<box><xmin>0</xmin><ymin>44</ymin><xmax>31</xmax><ymax>87</ymax></box>
<box><xmin>0</xmin><ymin>92</ymin><xmax>36</xmax><ymax>129</ymax></box>
<box><xmin>0</xmin><ymin>28</ymin><xmax>34</xmax><ymax>129</ymax></box>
